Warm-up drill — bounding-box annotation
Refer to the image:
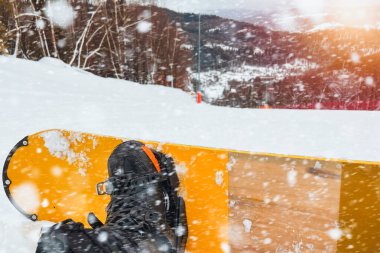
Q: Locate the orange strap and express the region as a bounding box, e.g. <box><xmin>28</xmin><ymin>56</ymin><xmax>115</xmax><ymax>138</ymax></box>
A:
<box><xmin>141</xmin><ymin>145</ymin><xmax>161</xmax><ymax>173</ymax></box>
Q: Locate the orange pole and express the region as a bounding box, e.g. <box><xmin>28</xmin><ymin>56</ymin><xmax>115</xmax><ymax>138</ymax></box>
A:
<box><xmin>197</xmin><ymin>91</ymin><xmax>202</xmax><ymax>104</ymax></box>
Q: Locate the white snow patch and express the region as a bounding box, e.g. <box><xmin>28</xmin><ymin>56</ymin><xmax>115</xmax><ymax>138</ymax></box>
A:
<box><xmin>204</xmin><ymin>42</ymin><xmax>238</xmax><ymax>51</ymax></box>
<box><xmin>40</xmin><ymin>130</ymin><xmax>90</xmax><ymax>175</ymax></box>
<box><xmin>195</xmin><ymin>62</ymin><xmax>317</xmax><ymax>102</ymax></box>
<box><xmin>78</xmin><ymin>167</ymin><xmax>86</xmax><ymax>176</ymax></box>
<box><xmin>180</xmin><ymin>44</ymin><xmax>193</xmax><ymax>50</ymax></box>
<box><xmin>25</xmin><ymin>221</ymin><xmax>53</xmax><ymax>244</ymax></box>
<box><xmin>254</xmin><ymin>47</ymin><xmax>265</xmax><ymax>55</ymax></box>
<box><xmin>40</xmin><ymin>130</ymin><xmax>73</xmax><ymax>161</ymax></box>
<box><xmin>175</xmin><ymin>163</ymin><xmax>188</xmax><ymax>175</ymax></box>
<box><xmin>308</xmin><ymin>22</ymin><xmax>344</xmax><ymax>33</ymax></box>
<box><xmin>38</xmin><ymin>57</ymin><xmax>74</xmax><ymax>69</ymax></box>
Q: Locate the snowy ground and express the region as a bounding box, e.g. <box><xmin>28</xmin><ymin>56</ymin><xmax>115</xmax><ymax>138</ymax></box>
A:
<box><xmin>1</xmin><ymin>56</ymin><xmax>380</xmax><ymax>252</ymax></box>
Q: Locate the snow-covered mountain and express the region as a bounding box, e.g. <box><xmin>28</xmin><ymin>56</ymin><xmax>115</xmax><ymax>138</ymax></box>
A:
<box><xmin>307</xmin><ymin>22</ymin><xmax>345</xmax><ymax>33</ymax></box>
<box><xmin>163</xmin><ymin>7</ymin><xmax>380</xmax><ymax>107</ymax></box>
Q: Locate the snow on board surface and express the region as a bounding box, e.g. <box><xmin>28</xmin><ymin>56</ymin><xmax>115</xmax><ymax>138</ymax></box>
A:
<box><xmin>0</xmin><ymin>56</ymin><xmax>380</xmax><ymax>251</ymax></box>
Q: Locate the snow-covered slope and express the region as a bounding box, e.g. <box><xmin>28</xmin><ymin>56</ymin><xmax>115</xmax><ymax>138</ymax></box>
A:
<box><xmin>307</xmin><ymin>22</ymin><xmax>345</xmax><ymax>33</ymax></box>
<box><xmin>1</xmin><ymin>56</ymin><xmax>380</xmax><ymax>252</ymax></box>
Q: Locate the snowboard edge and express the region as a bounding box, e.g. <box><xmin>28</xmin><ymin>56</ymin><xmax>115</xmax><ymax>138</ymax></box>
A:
<box><xmin>2</xmin><ymin>136</ymin><xmax>38</xmax><ymax>221</ymax></box>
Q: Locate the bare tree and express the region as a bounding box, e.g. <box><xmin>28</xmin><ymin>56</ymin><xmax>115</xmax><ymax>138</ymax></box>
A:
<box><xmin>3</xmin><ymin>1</ymin><xmax>192</xmax><ymax>90</ymax></box>
<box><xmin>10</xmin><ymin>1</ymin><xmax>20</xmax><ymax>56</ymax></box>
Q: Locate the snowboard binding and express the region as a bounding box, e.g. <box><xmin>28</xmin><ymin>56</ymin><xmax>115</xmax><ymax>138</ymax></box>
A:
<box><xmin>36</xmin><ymin>140</ymin><xmax>188</xmax><ymax>253</ymax></box>
<box><xmin>91</xmin><ymin>141</ymin><xmax>188</xmax><ymax>252</ymax></box>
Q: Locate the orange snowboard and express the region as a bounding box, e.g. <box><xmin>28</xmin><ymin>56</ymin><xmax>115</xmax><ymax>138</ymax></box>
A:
<box><xmin>3</xmin><ymin>129</ymin><xmax>379</xmax><ymax>252</ymax></box>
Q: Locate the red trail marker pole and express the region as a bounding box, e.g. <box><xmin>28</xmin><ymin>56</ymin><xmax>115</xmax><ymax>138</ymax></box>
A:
<box><xmin>197</xmin><ymin>91</ymin><xmax>202</xmax><ymax>104</ymax></box>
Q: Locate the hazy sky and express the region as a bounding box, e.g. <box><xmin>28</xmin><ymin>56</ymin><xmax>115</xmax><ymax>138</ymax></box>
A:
<box><xmin>162</xmin><ymin>0</ymin><xmax>380</xmax><ymax>29</ymax></box>
<box><xmin>163</xmin><ymin>0</ymin><xmax>380</xmax><ymax>13</ymax></box>
<box><xmin>163</xmin><ymin>0</ymin><xmax>277</xmax><ymax>13</ymax></box>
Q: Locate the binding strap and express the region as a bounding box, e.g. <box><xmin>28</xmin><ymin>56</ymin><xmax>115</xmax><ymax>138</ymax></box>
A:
<box><xmin>141</xmin><ymin>145</ymin><xmax>161</xmax><ymax>173</ymax></box>
<box><xmin>97</xmin><ymin>173</ymin><xmax>163</xmax><ymax>195</ymax></box>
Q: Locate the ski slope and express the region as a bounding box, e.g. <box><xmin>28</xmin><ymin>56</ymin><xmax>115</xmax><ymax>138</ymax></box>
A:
<box><xmin>0</xmin><ymin>56</ymin><xmax>380</xmax><ymax>252</ymax></box>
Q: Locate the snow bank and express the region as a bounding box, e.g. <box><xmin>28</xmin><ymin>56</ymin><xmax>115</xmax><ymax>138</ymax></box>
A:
<box><xmin>1</xmin><ymin>56</ymin><xmax>380</xmax><ymax>251</ymax></box>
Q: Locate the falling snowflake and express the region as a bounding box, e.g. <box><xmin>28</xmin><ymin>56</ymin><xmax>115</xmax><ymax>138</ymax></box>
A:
<box><xmin>41</xmin><ymin>199</ymin><xmax>49</xmax><ymax>208</ymax></box>
<box><xmin>97</xmin><ymin>231</ymin><xmax>108</xmax><ymax>243</ymax></box>
<box><xmin>263</xmin><ymin>238</ymin><xmax>272</xmax><ymax>245</ymax></box>
<box><xmin>12</xmin><ymin>183</ymin><xmax>40</xmax><ymax>214</ymax></box>
<box><xmin>35</xmin><ymin>19</ymin><xmax>46</xmax><ymax>30</ymax></box>
<box><xmin>215</xmin><ymin>171</ymin><xmax>224</xmax><ymax>186</ymax></box>
<box><xmin>175</xmin><ymin>225</ymin><xmax>186</xmax><ymax>236</ymax></box>
<box><xmin>287</xmin><ymin>170</ymin><xmax>298</xmax><ymax>187</ymax></box>
<box><xmin>57</xmin><ymin>38</ymin><xmax>66</xmax><ymax>48</ymax></box>
<box><xmin>45</xmin><ymin>0</ymin><xmax>75</xmax><ymax>29</ymax></box>
<box><xmin>365</xmin><ymin>76</ymin><xmax>375</xmax><ymax>86</ymax></box>
<box><xmin>137</xmin><ymin>21</ymin><xmax>152</xmax><ymax>33</ymax></box>
<box><xmin>221</xmin><ymin>242</ymin><xmax>231</xmax><ymax>253</ymax></box>
<box><xmin>350</xmin><ymin>53</ymin><xmax>360</xmax><ymax>64</ymax></box>
<box><xmin>327</xmin><ymin>228</ymin><xmax>343</xmax><ymax>240</ymax></box>
<box><xmin>243</xmin><ymin>219</ymin><xmax>252</xmax><ymax>233</ymax></box>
